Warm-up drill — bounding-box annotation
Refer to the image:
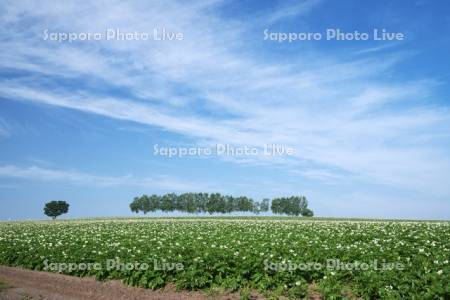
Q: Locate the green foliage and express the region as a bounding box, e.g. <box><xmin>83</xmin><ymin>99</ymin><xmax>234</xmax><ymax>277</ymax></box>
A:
<box><xmin>271</xmin><ymin>196</ymin><xmax>309</xmax><ymax>216</ymax></box>
<box><xmin>43</xmin><ymin>200</ymin><xmax>69</xmax><ymax>219</ymax></box>
<box><xmin>129</xmin><ymin>193</ymin><xmax>312</xmax><ymax>216</ymax></box>
<box><xmin>302</xmin><ymin>208</ymin><xmax>314</xmax><ymax>217</ymax></box>
<box><xmin>0</xmin><ymin>218</ymin><xmax>448</xmax><ymax>299</ymax></box>
<box><xmin>260</xmin><ymin>199</ymin><xmax>270</xmax><ymax>212</ymax></box>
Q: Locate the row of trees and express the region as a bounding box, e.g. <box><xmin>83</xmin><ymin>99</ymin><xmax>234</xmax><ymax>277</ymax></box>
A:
<box><xmin>130</xmin><ymin>193</ymin><xmax>313</xmax><ymax>216</ymax></box>
<box><xmin>130</xmin><ymin>193</ymin><xmax>268</xmax><ymax>214</ymax></box>
<box><xmin>271</xmin><ymin>196</ymin><xmax>313</xmax><ymax>216</ymax></box>
<box><xmin>41</xmin><ymin>195</ymin><xmax>313</xmax><ymax>220</ymax></box>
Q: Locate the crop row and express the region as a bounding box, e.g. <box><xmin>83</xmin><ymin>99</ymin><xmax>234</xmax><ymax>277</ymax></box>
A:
<box><xmin>0</xmin><ymin>218</ymin><xmax>448</xmax><ymax>299</ymax></box>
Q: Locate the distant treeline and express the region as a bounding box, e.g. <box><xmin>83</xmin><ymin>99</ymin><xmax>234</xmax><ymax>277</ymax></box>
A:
<box><xmin>130</xmin><ymin>193</ymin><xmax>313</xmax><ymax>216</ymax></box>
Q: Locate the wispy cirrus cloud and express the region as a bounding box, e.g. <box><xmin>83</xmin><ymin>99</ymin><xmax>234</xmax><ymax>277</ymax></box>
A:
<box><xmin>264</xmin><ymin>0</ymin><xmax>323</xmax><ymax>24</ymax></box>
<box><xmin>0</xmin><ymin>119</ymin><xmax>11</xmax><ymax>138</ymax></box>
<box><xmin>0</xmin><ymin>164</ymin><xmax>215</xmax><ymax>192</ymax></box>
<box><xmin>0</xmin><ymin>0</ymin><xmax>449</xmax><ymax>202</ymax></box>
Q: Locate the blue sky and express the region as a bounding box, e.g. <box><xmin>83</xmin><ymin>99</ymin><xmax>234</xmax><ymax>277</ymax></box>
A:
<box><xmin>1</xmin><ymin>0</ymin><xmax>449</xmax><ymax>220</ymax></box>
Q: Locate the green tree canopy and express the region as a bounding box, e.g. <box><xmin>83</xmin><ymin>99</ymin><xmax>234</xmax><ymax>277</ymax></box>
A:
<box><xmin>129</xmin><ymin>193</ymin><xmax>313</xmax><ymax>216</ymax></box>
<box><xmin>44</xmin><ymin>200</ymin><xmax>69</xmax><ymax>219</ymax></box>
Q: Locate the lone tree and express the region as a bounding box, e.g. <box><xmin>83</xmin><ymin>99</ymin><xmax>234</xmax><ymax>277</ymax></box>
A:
<box><xmin>44</xmin><ymin>200</ymin><xmax>69</xmax><ymax>219</ymax></box>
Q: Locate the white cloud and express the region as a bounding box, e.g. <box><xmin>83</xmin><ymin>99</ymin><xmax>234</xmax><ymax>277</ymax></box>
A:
<box><xmin>0</xmin><ymin>119</ymin><xmax>11</xmax><ymax>138</ymax></box>
<box><xmin>264</xmin><ymin>0</ymin><xmax>323</xmax><ymax>24</ymax></box>
<box><xmin>0</xmin><ymin>164</ymin><xmax>213</xmax><ymax>191</ymax></box>
<box><xmin>0</xmin><ymin>0</ymin><xmax>449</xmax><ymax>200</ymax></box>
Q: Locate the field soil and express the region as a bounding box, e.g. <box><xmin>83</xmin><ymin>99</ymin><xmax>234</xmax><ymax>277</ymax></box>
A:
<box><xmin>0</xmin><ymin>266</ymin><xmax>261</xmax><ymax>300</ymax></box>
